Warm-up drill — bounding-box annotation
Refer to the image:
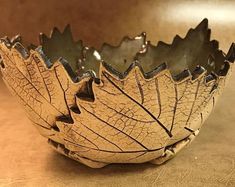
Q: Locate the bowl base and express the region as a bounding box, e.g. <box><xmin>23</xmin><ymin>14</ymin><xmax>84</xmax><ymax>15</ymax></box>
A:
<box><xmin>48</xmin><ymin>129</ymin><xmax>199</xmax><ymax>168</ymax></box>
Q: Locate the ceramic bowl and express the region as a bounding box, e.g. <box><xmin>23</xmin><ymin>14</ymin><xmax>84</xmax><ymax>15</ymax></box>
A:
<box><xmin>0</xmin><ymin>19</ymin><xmax>234</xmax><ymax>168</ymax></box>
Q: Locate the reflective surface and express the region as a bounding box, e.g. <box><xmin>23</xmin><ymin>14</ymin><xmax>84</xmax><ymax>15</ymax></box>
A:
<box><xmin>0</xmin><ymin>0</ymin><xmax>235</xmax><ymax>186</ymax></box>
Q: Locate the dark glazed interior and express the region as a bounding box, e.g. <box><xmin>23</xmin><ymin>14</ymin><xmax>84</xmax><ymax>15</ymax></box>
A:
<box><xmin>39</xmin><ymin>19</ymin><xmax>234</xmax><ymax>80</ymax></box>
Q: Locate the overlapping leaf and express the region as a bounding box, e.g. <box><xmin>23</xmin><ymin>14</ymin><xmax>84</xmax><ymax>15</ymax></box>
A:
<box><xmin>0</xmin><ymin>40</ymin><xmax>85</xmax><ymax>139</ymax></box>
<box><xmin>55</xmin><ymin>61</ymin><xmax>233</xmax><ymax>163</ymax></box>
<box><xmin>0</xmin><ymin>19</ymin><xmax>234</xmax><ymax>166</ymax></box>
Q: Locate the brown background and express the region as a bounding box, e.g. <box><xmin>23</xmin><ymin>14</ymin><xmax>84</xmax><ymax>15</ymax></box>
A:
<box><xmin>0</xmin><ymin>0</ymin><xmax>235</xmax><ymax>186</ymax></box>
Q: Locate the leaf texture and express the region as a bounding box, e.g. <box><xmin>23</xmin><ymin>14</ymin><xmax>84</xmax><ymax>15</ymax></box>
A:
<box><xmin>0</xmin><ymin>25</ymin><xmax>234</xmax><ymax>167</ymax></box>
<box><xmin>0</xmin><ymin>41</ymin><xmax>83</xmax><ymax>139</ymax></box>
<box><xmin>54</xmin><ymin>62</ymin><xmax>233</xmax><ymax>164</ymax></box>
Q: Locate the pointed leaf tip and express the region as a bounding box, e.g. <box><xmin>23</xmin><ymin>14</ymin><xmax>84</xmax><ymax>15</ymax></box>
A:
<box><xmin>63</xmin><ymin>24</ymin><xmax>72</xmax><ymax>34</ymax></box>
<box><xmin>196</xmin><ymin>18</ymin><xmax>209</xmax><ymax>30</ymax></box>
<box><xmin>172</xmin><ymin>35</ymin><xmax>182</xmax><ymax>45</ymax></box>
<box><xmin>226</xmin><ymin>43</ymin><xmax>235</xmax><ymax>62</ymax></box>
<box><xmin>51</xmin><ymin>27</ymin><xmax>61</xmax><ymax>38</ymax></box>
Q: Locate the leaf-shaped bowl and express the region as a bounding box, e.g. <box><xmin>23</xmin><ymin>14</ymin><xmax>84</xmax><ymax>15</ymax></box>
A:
<box><xmin>0</xmin><ymin>19</ymin><xmax>234</xmax><ymax>168</ymax></box>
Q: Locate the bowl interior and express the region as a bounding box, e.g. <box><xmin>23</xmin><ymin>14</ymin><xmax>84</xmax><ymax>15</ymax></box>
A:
<box><xmin>40</xmin><ymin>19</ymin><xmax>226</xmax><ymax>79</ymax></box>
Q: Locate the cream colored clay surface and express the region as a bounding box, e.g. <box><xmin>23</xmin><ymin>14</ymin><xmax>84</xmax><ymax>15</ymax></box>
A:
<box><xmin>0</xmin><ymin>0</ymin><xmax>235</xmax><ymax>186</ymax></box>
